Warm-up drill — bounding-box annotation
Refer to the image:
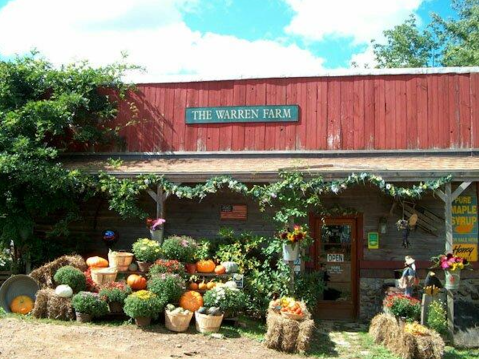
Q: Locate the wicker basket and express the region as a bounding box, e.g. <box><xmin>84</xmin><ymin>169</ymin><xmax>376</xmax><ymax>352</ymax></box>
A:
<box><xmin>195</xmin><ymin>312</ymin><xmax>223</xmax><ymax>333</ymax></box>
<box><xmin>108</xmin><ymin>251</ymin><xmax>134</xmax><ymax>271</ymax></box>
<box><xmin>281</xmin><ymin>311</ymin><xmax>305</xmax><ymax>321</ymax></box>
<box><xmin>165</xmin><ymin>310</ymin><xmax>193</xmax><ymax>332</ymax></box>
<box><xmin>91</xmin><ymin>268</ymin><xmax>118</xmax><ymax>285</ymax></box>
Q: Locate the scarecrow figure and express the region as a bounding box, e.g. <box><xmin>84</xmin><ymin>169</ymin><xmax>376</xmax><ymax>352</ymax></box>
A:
<box><xmin>399</xmin><ymin>256</ymin><xmax>418</xmax><ymax>297</ymax></box>
<box><xmin>396</xmin><ymin>213</ymin><xmax>418</xmax><ymax>248</ymax></box>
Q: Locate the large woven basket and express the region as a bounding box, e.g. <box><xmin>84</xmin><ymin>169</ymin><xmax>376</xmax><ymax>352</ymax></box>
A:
<box><xmin>165</xmin><ymin>310</ymin><xmax>193</xmax><ymax>332</ymax></box>
<box><xmin>91</xmin><ymin>268</ymin><xmax>118</xmax><ymax>285</ymax></box>
<box><xmin>281</xmin><ymin>311</ymin><xmax>305</xmax><ymax>321</ymax></box>
<box><xmin>195</xmin><ymin>312</ymin><xmax>223</xmax><ymax>333</ymax></box>
<box><xmin>108</xmin><ymin>251</ymin><xmax>133</xmax><ymax>271</ymax></box>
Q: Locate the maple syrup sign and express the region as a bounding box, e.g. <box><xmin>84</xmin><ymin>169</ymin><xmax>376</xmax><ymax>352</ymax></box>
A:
<box><xmin>220</xmin><ymin>205</ymin><xmax>247</xmax><ymax>220</ymax></box>
<box><xmin>452</xmin><ymin>195</ymin><xmax>478</xmax><ymax>262</ymax></box>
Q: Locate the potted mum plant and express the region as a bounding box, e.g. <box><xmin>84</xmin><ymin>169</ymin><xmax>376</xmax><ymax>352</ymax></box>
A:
<box><xmin>147</xmin><ymin>273</ymin><xmax>185</xmax><ymax>304</ymax></box>
<box><xmin>123</xmin><ymin>290</ymin><xmax>165</xmax><ymax>327</ymax></box>
<box><xmin>146</xmin><ymin>217</ymin><xmax>166</xmax><ymax>242</ymax></box>
<box><xmin>132</xmin><ymin>238</ymin><xmax>162</xmax><ymax>272</ymax></box>
<box><xmin>99</xmin><ymin>282</ymin><xmax>132</xmax><ymax>314</ymax></box>
<box><xmin>71</xmin><ymin>292</ymin><xmax>109</xmax><ymax>323</ymax></box>
<box><xmin>279</xmin><ymin>225</ymin><xmax>308</xmax><ymax>261</ymax></box>
<box><xmin>161</xmin><ymin>236</ymin><xmax>197</xmax><ymax>274</ymax></box>
<box><xmin>203</xmin><ymin>285</ymin><xmax>247</xmax><ymax>318</ymax></box>
<box><xmin>149</xmin><ymin>259</ymin><xmax>186</xmax><ymax>277</ymax></box>
<box><xmin>431</xmin><ymin>253</ymin><xmax>471</xmax><ymax>290</ymax></box>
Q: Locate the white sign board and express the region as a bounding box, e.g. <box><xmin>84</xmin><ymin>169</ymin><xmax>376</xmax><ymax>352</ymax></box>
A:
<box><xmin>327</xmin><ymin>253</ymin><xmax>344</xmax><ymax>262</ymax></box>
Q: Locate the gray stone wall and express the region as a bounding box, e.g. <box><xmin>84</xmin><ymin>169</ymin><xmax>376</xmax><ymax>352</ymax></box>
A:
<box><xmin>359</xmin><ymin>277</ymin><xmax>396</xmax><ymax>320</ymax></box>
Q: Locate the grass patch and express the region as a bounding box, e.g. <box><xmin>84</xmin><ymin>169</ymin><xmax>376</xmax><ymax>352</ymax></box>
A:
<box><xmin>444</xmin><ymin>347</ymin><xmax>479</xmax><ymax>359</ymax></box>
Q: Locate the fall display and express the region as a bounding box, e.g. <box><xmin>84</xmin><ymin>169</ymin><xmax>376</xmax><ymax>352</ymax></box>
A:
<box><xmin>29</xmin><ymin>255</ymin><xmax>87</xmax><ymax>289</ymax></box>
<box><xmin>32</xmin><ymin>288</ymin><xmax>74</xmax><ymax>321</ymax></box>
<box><xmin>71</xmin><ymin>292</ymin><xmax>109</xmax><ymax>323</ymax></box>
<box><xmin>123</xmin><ymin>290</ymin><xmax>165</xmax><ymax>327</ymax></box>
<box><xmin>165</xmin><ymin>304</ymin><xmax>193</xmax><ymax>332</ymax></box>
<box><xmin>99</xmin><ymin>282</ymin><xmax>132</xmax><ymax>313</ymax></box>
<box><xmin>53</xmin><ymin>266</ymin><xmax>87</xmax><ymax>293</ymax></box>
<box><xmin>369</xmin><ymin>313</ymin><xmax>445</xmax><ymax>359</ymax></box>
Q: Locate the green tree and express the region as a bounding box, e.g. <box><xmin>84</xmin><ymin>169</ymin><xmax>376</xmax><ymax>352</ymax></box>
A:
<box><xmin>372</xmin><ymin>0</ymin><xmax>479</xmax><ymax>68</ymax></box>
<box><xmin>0</xmin><ymin>52</ymin><xmax>135</xmax><ymax>268</ymax></box>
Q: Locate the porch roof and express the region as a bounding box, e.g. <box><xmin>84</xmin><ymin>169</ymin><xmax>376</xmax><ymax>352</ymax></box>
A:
<box><xmin>63</xmin><ymin>152</ymin><xmax>479</xmax><ymax>182</ymax></box>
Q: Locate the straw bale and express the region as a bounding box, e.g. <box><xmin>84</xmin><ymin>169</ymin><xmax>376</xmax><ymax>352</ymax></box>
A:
<box><xmin>47</xmin><ymin>294</ymin><xmax>74</xmax><ymax>321</ymax></box>
<box><xmin>297</xmin><ymin>317</ymin><xmax>315</xmax><ymax>353</ymax></box>
<box><xmin>264</xmin><ymin>309</ymin><xmax>283</xmax><ymax>350</ymax></box>
<box><xmin>414</xmin><ymin>330</ymin><xmax>444</xmax><ymax>359</ymax></box>
<box><xmin>281</xmin><ymin>318</ymin><xmax>300</xmax><ymax>352</ymax></box>
<box><xmin>369</xmin><ymin>313</ymin><xmax>399</xmax><ymax>345</ymax></box>
<box><xmin>32</xmin><ymin>289</ymin><xmax>52</xmax><ymax>319</ymax></box>
<box><xmin>30</xmin><ymin>255</ymin><xmax>87</xmax><ymax>289</ymax></box>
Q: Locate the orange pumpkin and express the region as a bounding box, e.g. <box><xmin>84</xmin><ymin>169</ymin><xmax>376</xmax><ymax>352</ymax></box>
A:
<box><xmin>189</xmin><ymin>282</ymin><xmax>199</xmax><ymax>290</ymax></box>
<box><xmin>86</xmin><ymin>256</ymin><xmax>109</xmax><ymax>268</ymax></box>
<box><xmin>179</xmin><ymin>291</ymin><xmax>203</xmax><ymax>312</ymax></box>
<box><xmin>127</xmin><ymin>274</ymin><xmax>147</xmax><ymax>290</ymax></box>
<box><xmin>214</xmin><ymin>265</ymin><xmax>226</xmax><ymax>275</ymax></box>
<box><xmin>196</xmin><ymin>259</ymin><xmax>216</xmax><ymax>273</ymax></box>
<box><xmin>10</xmin><ymin>295</ymin><xmax>34</xmax><ymax>315</ymax></box>
<box><xmin>206</xmin><ymin>281</ymin><xmax>216</xmax><ymax>290</ymax></box>
<box><xmin>198</xmin><ymin>281</ymin><xmax>207</xmax><ymax>290</ymax></box>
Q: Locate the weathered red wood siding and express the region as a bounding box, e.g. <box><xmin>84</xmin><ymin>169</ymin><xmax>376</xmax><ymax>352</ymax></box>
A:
<box><xmin>114</xmin><ymin>73</ymin><xmax>479</xmax><ymax>152</ymax></box>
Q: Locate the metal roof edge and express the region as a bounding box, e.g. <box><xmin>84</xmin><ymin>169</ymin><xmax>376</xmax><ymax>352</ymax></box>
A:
<box><xmin>132</xmin><ymin>67</ymin><xmax>479</xmax><ymax>84</ymax></box>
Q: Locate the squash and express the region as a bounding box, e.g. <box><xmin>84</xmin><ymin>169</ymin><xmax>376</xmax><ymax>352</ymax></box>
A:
<box><xmin>196</xmin><ymin>259</ymin><xmax>216</xmax><ymax>273</ymax></box>
<box><xmin>128</xmin><ymin>262</ymin><xmax>138</xmax><ymax>271</ymax></box>
<box><xmin>221</xmin><ymin>262</ymin><xmax>239</xmax><ymax>273</ymax></box>
<box><xmin>179</xmin><ymin>291</ymin><xmax>204</xmax><ymax>312</ymax></box>
<box><xmin>206</xmin><ymin>281</ymin><xmax>216</xmax><ymax>290</ymax></box>
<box><xmin>189</xmin><ymin>282</ymin><xmax>199</xmax><ymax>290</ymax></box>
<box><xmin>197</xmin><ymin>306</ymin><xmax>208</xmax><ymax>314</ymax></box>
<box><xmin>224</xmin><ymin>281</ymin><xmax>237</xmax><ymax>289</ymax></box>
<box><xmin>214</xmin><ymin>265</ymin><xmax>226</xmax><ymax>275</ymax></box>
<box><xmin>10</xmin><ymin>295</ymin><xmax>34</xmax><ymax>315</ymax></box>
<box><xmin>208</xmin><ymin>307</ymin><xmax>222</xmax><ymax>316</ymax></box>
<box><xmin>127</xmin><ymin>274</ymin><xmax>147</xmax><ymax>290</ymax></box>
<box><xmin>55</xmin><ymin>284</ymin><xmax>73</xmax><ymax>298</ymax></box>
<box><xmin>198</xmin><ymin>281</ymin><xmax>207</xmax><ymax>291</ymax></box>
<box><xmin>86</xmin><ymin>256</ymin><xmax>109</xmax><ymax>268</ymax></box>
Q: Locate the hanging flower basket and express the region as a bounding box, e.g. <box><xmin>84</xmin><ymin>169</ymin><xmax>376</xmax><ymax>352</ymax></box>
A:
<box><xmin>283</xmin><ymin>244</ymin><xmax>299</xmax><ymax>261</ymax></box>
<box><xmin>444</xmin><ymin>270</ymin><xmax>461</xmax><ymax>290</ymax></box>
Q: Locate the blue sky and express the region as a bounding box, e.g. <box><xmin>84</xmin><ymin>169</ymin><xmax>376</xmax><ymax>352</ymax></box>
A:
<box><xmin>0</xmin><ymin>0</ymin><xmax>456</xmax><ymax>81</ymax></box>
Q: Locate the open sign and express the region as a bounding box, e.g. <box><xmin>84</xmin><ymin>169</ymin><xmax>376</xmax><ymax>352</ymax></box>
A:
<box><xmin>327</xmin><ymin>253</ymin><xmax>344</xmax><ymax>262</ymax></box>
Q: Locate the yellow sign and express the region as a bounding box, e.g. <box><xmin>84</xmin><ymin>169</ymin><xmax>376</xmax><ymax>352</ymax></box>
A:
<box><xmin>452</xmin><ymin>195</ymin><xmax>478</xmax><ymax>244</ymax></box>
<box><xmin>452</xmin><ymin>244</ymin><xmax>478</xmax><ymax>262</ymax></box>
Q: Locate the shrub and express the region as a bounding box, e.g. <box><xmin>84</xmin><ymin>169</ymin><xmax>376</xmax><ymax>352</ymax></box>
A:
<box><xmin>147</xmin><ymin>273</ymin><xmax>185</xmax><ymax>304</ymax></box>
<box><xmin>427</xmin><ymin>300</ymin><xmax>448</xmax><ymax>335</ymax></box>
<box><xmin>149</xmin><ymin>259</ymin><xmax>185</xmax><ymax>277</ymax></box>
<box><xmin>71</xmin><ymin>292</ymin><xmax>109</xmax><ymax>317</ymax></box>
<box><xmin>99</xmin><ymin>282</ymin><xmax>132</xmax><ymax>304</ymax></box>
<box><xmin>132</xmin><ymin>238</ymin><xmax>162</xmax><ymax>263</ymax></box>
<box><xmin>383</xmin><ymin>294</ymin><xmax>421</xmax><ymax>322</ymax></box>
<box><xmin>123</xmin><ymin>290</ymin><xmax>164</xmax><ymax>319</ymax></box>
<box><xmin>161</xmin><ymin>236</ymin><xmax>197</xmax><ymax>263</ymax></box>
<box><xmin>54</xmin><ymin>266</ymin><xmax>86</xmax><ymax>293</ymax></box>
<box><xmin>203</xmin><ymin>286</ymin><xmax>247</xmax><ymax>313</ymax></box>
<box><xmin>294</xmin><ymin>271</ymin><xmax>325</xmax><ymax>310</ymax></box>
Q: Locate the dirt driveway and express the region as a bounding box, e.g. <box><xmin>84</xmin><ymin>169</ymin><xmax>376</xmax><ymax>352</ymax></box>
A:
<box><xmin>0</xmin><ymin>318</ymin><xmax>299</xmax><ymax>359</ymax></box>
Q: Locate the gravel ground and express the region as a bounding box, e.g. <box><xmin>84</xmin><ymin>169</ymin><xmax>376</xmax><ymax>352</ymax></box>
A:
<box><xmin>0</xmin><ymin>317</ymin><xmax>302</xmax><ymax>359</ymax></box>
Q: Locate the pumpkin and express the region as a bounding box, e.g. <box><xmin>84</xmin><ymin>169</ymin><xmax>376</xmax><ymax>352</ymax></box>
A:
<box><xmin>128</xmin><ymin>262</ymin><xmax>138</xmax><ymax>271</ymax></box>
<box><xmin>86</xmin><ymin>256</ymin><xmax>109</xmax><ymax>268</ymax></box>
<box><xmin>10</xmin><ymin>295</ymin><xmax>34</xmax><ymax>315</ymax></box>
<box><xmin>198</xmin><ymin>281</ymin><xmax>207</xmax><ymax>290</ymax></box>
<box><xmin>179</xmin><ymin>291</ymin><xmax>204</xmax><ymax>312</ymax></box>
<box><xmin>189</xmin><ymin>282</ymin><xmax>199</xmax><ymax>290</ymax></box>
<box><xmin>214</xmin><ymin>265</ymin><xmax>226</xmax><ymax>275</ymax></box>
<box><xmin>127</xmin><ymin>274</ymin><xmax>147</xmax><ymax>290</ymax></box>
<box><xmin>206</xmin><ymin>281</ymin><xmax>216</xmax><ymax>290</ymax></box>
<box><xmin>196</xmin><ymin>259</ymin><xmax>216</xmax><ymax>273</ymax></box>
<box><xmin>55</xmin><ymin>284</ymin><xmax>73</xmax><ymax>298</ymax></box>
<box><xmin>222</xmin><ymin>261</ymin><xmax>239</xmax><ymax>273</ymax></box>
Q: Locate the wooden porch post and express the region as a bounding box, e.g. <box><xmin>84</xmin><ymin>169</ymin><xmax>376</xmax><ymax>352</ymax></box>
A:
<box><xmin>435</xmin><ymin>181</ymin><xmax>471</xmax><ymax>341</ymax></box>
<box><xmin>147</xmin><ymin>185</ymin><xmax>167</xmax><ymax>244</ymax></box>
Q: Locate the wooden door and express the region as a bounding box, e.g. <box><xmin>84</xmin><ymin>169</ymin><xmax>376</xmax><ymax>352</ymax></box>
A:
<box><xmin>314</xmin><ymin>218</ymin><xmax>358</xmax><ymax>320</ymax></box>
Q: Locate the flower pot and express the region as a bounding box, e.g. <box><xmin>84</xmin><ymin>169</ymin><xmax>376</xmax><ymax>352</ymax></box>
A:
<box><xmin>150</xmin><ymin>229</ymin><xmax>162</xmax><ymax>242</ymax></box>
<box><xmin>282</xmin><ymin>243</ymin><xmax>299</xmax><ymax>261</ymax></box>
<box><xmin>195</xmin><ymin>312</ymin><xmax>223</xmax><ymax>333</ymax></box>
<box><xmin>134</xmin><ymin>316</ymin><xmax>151</xmax><ymax>327</ymax></box>
<box><xmin>108</xmin><ymin>251</ymin><xmax>134</xmax><ymax>271</ymax></box>
<box><xmin>445</xmin><ymin>270</ymin><xmax>461</xmax><ymax>290</ymax></box>
<box><xmin>75</xmin><ymin>312</ymin><xmax>92</xmax><ymax>323</ymax></box>
<box><xmin>137</xmin><ymin>261</ymin><xmax>152</xmax><ymax>272</ymax></box>
<box><xmin>185</xmin><ymin>263</ymin><xmax>197</xmax><ymax>274</ymax></box>
<box><xmin>165</xmin><ymin>309</ymin><xmax>193</xmax><ymax>332</ymax></box>
<box><xmin>109</xmin><ymin>301</ymin><xmax>123</xmax><ymax>314</ymax></box>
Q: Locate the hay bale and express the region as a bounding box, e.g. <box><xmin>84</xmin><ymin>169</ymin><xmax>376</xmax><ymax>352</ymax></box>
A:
<box><xmin>30</xmin><ymin>255</ymin><xmax>87</xmax><ymax>289</ymax></box>
<box><xmin>369</xmin><ymin>313</ymin><xmax>399</xmax><ymax>345</ymax></box>
<box><xmin>394</xmin><ymin>332</ymin><xmax>416</xmax><ymax>359</ymax></box>
<box><xmin>264</xmin><ymin>308</ymin><xmax>315</xmax><ymax>353</ymax></box>
<box><xmin>414</xmin><ymin>330</ymin><xmax>444</xmax><ymax>359</ymax></box>
<box><xmin>32</xmin><ymin>289</ymin><xmax>52</xmax><ymax>319</ymax></box>
<box><xmin>47</xmin><ymin>294</ymin><xmax>74</xmax><ymax>321</ymax></box>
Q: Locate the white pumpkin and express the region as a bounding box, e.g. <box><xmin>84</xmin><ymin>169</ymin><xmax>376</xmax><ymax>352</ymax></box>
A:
<box><xmin>224</xmin><ymin>281</ymin><xmax>237</xmax><ymax>289</ymax></box>
<box><xmin>128</xmin><ymin>262</ymin><xmax>138</xmax><ymax>271</ymax></box>
<box><xmin>55</xmin><ymin>284</ymin><xmax>73</xmax><ymax>298</ymax></box>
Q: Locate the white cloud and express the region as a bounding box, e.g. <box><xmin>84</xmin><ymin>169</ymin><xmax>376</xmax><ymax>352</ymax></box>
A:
<box><xmin>284</xmin><ymin>0</ymin><xmax>423</xmax><ymax>44</ymax></box>
<box><xmin>350</xmin><ymin>44</ymin><xmax>377</xmax><ymax>68</ymax></box>
<box><xmin>0</xmin><ymin>0</ymin><xmax>325</xmax><ymax>81</ymax></box>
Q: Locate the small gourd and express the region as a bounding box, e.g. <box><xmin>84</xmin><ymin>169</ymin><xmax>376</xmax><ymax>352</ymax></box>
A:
<box><xmin>189</xmin><ymin>282</ymin><xmax>199</xmax><ymax>290</ymax></box>
<box><xmin>197</xmin><ymin>306</ymin><xmax>208</xmax><ymax>314</ymax></box>
<box><xmin>86</xmin><ymin>256</ymin><xmax>109</xmax><ymax>268</ymax></box>
<box><xmin>207</xmin><ymin>307</ymin><xmax>222</xmax><ymax>316</ymax></box>
<box><xmin>196</xmin><ymin>260</ymin><xmax>216</xmax><ymax>273</ymax></box>
<box><xmin>198</xmin><ymin>281</ymin><xmax>207</xmax><ymax>290</ymax></box>
<box><xmin>214</xmin><ymin>265</ymin><xmax>226</xmax><ymax>275</ymax></box>
<box><xmin>221</xmin><ymin>262</ymin><xmax>239</xmax><ymax>273</ymax></box>
<box><xmin>128</xmin><ymin>262</ymin><xmax>138</xmax><ymax>272</ymax></box>
<box><xmin>55</xmin><ymin>284</ymin><xmax>73</xmax><ymax>298</ymax></box>
<box><xmin>206</xmin><ymin>281</ymin><xmax>216</xmax><ymax>290</ymax></box>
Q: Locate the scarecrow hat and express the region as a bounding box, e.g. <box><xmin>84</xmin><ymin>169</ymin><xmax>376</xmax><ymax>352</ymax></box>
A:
<box><xmin>405</xmin><ymin>256</ymin><xmax>415</xmax><ymax>265</ymax></box>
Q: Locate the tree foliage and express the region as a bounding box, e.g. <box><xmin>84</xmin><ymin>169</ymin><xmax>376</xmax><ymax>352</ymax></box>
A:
<box><xmin>372</xmin><ymin>0</ymin><xmax>479</xmax><ymax>67</ymax></box>
<box><xmin>0</xmin><ymin>52</ymin><xmax>136</xmax><ymax>266</ymax></box>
